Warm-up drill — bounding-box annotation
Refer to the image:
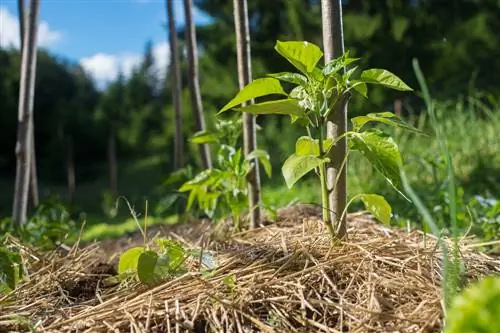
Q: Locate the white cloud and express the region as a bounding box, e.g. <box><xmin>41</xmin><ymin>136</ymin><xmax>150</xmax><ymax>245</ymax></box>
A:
<box><xmin>0</xmin><ymin>6</ymin><xmax>62</xmax><ymax>48</ymax></box>
<box><xmin>80</xmin><ymin>42</ymin><xmax>171</xmax><ymax>89</ymax></box>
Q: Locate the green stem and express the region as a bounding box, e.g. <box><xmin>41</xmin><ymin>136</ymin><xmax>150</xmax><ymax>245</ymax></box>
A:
<box><xmin>318</xmin><ymin>125</ymin><xmax>335</xmax><ymax>238</ymax></box>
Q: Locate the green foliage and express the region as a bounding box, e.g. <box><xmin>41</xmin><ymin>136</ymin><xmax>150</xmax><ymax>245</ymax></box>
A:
<box><xmin>117</xmin><ymin>238</ymin><xmax>211</xmax><ymax>285</ymax></box>
<box><xmin>444</xmin><ymin>276</ymin><xmax>500</xmax><ymax>333</ymax></box>
<box><xmin>179</xmin><ymin>118</ymin><xmax>272</xmax><ymax>229</ymax></box>
<box><xmin>358</xmin><ymin>194</ymin><xmax>392</xmax><ymax>225</ymax></box>
<box><xmin>220</xmin><ymin>40</ymin><xmax>417</xmax><ymax>236</ymax></box>
<box><xmin>0</xmin><ymin>248</ymin><xmax>19</xmax><ymax>293</ymax></box>
<box><xmin>0</xmin><ymin>197</ymin><xmax>76</xmax><ymax>250</ymax></box>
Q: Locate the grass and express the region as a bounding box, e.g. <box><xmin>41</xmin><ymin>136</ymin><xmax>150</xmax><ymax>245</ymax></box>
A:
<box><xmin>1</xmin><ymin>96</ymin><xmax>498</xmax><ymax>243</ymax></box>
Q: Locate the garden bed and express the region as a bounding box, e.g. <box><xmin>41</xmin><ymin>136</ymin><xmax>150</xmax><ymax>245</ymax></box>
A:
<box><xmin>1</xmin><ymin>205</ymin><xmax>499</xmax><ymax>332</ymax></box>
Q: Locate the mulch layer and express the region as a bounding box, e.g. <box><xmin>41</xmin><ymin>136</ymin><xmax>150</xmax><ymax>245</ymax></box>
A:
<box><xmin>1</xmin><ymin>204</ymin><xmax>499</xmax><ymax>333</ymax></box>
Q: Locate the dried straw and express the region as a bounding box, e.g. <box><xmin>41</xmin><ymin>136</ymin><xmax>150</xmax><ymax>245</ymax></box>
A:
<box><xmin>1</xmin><ymin>206</ymin><xmax>499</xmax><ymax>333</ymax></box>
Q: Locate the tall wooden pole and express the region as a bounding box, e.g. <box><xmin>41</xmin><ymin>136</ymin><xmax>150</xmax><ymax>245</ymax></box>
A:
<box><xmin>233</xmin><ymin>0</ymin><xmax>262</xmax><ymax>228</ymax></box>
<box><xmin>13</xmin><ymin>0</ymin><xmax>40</xmax><ymax>225</ymax></box>
<box><xmin>321</xmin><ymin>0</ymin><xmax>348</xmax><ymax>238</ymax></box>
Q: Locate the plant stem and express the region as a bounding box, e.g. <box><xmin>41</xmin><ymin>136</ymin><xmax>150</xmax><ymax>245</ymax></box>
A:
<box><xmin>318</xmin><ymin>125</ymin><xmax>335</xmax><ymax>238</ymax></box>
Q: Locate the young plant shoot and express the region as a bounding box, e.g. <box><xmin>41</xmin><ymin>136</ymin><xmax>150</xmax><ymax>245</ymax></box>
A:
<box><xmin>218</xmin><ymin>41</ymin><xmax>422</xmax><ymax>238</ymax></box>
<box><xmin>179</xmin><ymin>118</ymin><xmax>272</xmax><ymax>231</ymax></box>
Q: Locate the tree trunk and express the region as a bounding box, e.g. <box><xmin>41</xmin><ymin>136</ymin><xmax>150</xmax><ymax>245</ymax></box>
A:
<box><xmin>108</xmin><ymin>125</ymin><xmax>118</xmax><ymax>195</ymax></box>
<box><xmin>183</xmin><ymin>0</ymin><xmax>212</xmax><ymax>170</ymax></box>
<box><xmin>321</xmin><ymin>0</ymin><xmax>348</xmax><ymax>238</ymax></box>
<box><xmin>233</xmin><ymin>0</ymin><xmax>261</xmax><ymax>228</ymax></box>
<box><xmin>18</xmin><ymin>0</ymin><xmax>39</xmax><ymax>211</ymax></box>
<box><xmin>66</xmin><ymin>137</ymin><xmax>76</xmax><ymax>206</ymax></box>
<box><xmin>166</xmin><ymin>0</ymin><xmax>184</xmax><ymax>170</ymax></box>
<box><xmin>12</xmin><ymin>0</ymin><xmax>40</xmax><ymax>226</ymax></box>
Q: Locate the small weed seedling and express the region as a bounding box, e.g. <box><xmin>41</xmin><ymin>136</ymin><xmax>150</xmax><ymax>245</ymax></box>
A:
<box><xmin>179</xmin><ymin>118</ymin><xmax>272</xmax><ymax>231</ymax></box>
<box><xmin>219</xmin><ymin>41</ymin><xmax>423</xmax><ymax>238</ymax></box>
<box><xmin>117</xmin><ymin>200</ymin><xmax>215</xmax><ymax>285</ymax></box>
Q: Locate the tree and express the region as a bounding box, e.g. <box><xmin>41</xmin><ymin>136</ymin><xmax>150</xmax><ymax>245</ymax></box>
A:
<box><xmin>183</xmin><ymin>0</ymin><xmax>212</xmax><ymax>170</ymax></box>
<box><xmin>233</xmin><ymin>0</ymin><xmax>262</xmax><ymax>228</ymax></box>
<box><xmin>166</xmin><ymin>0</ymin><xmax>184</xmax><ymax>170</ymax></box>
<box><xmin>18</xmin><ymin>0</ymin><xmax>39</xmax><ymax>209</ymax></box>
<box><xmin>12</xmin><ymin>0</ymin><xmax>40</xmax><ymax>225</ymax></box>
<box><xmin>321</xmin><ymin>0</ymin><xmax>348</xmax><ymax>238</ymax></box>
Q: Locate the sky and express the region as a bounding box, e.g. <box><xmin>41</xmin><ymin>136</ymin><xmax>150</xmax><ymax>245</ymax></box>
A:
<box><xmin>0</xmin><ymin>0</ymin><xmax>213</xmax><ymax>88</ymax></box>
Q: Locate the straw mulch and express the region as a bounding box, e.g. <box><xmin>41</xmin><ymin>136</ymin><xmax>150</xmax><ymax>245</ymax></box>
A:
<box><xmin>1</xmin><ymin>205</ymin><xmax>499</xmax><ymax>333</ymax></box>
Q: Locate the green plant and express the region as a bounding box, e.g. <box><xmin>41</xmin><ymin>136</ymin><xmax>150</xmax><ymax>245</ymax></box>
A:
<box><xmin>179</xmin><ymin>118</ymin><xmax>272</xmax><ymax>230</ymax></box>
<box><xmin>0</xmin><ymin>197</ymin><xmax>76</xmax><ymax>250</ymax></box>
<box><xmin>0</xmin><ymin>245</ymin><xmax>22</xmax><ymax>293</ymax></box>
<box><xmin>444</xmin><ymin>275</ymin><xmax>500</xmax><ymax>333</ymax></box>
<box><xmin>219</xmin><ymin>40</ymin><xmax>419</xmax><ymax>237</ymax></box>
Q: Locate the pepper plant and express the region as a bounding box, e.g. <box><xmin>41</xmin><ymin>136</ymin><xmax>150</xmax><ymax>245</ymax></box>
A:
<box><xmin>219</xmin><ymin>41</ymin><xmax>422</xmax><ymax>238</ymax></box>
<box><xmin>178</xmin><ymin>118</ymin><xmax>272</xmax><ymax>231</ymax></box>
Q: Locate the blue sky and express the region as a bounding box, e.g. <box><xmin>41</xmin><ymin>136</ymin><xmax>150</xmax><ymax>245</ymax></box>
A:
<box><xmin>0</xmin><ymin>0</ymin><xmax>212</xmax><ymax>86</ymax></box>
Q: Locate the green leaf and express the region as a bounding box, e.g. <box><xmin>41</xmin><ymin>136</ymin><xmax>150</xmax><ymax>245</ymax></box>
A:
<box><xmin>267</xmin><ymin>72</ymin><xmax>308</xmax><ymax>86</ymax></box>
<box><xmin>323</xmin><ymin>52</ymin><xmax>360</xmax><ymax>76</ymax></box>
<box><xmin>235</xmin><ymin>99</ymin><xmax>305</xmax><ymax>117</ymax></box>
<box><xmin>0</xmin><ymin>250</ymin><xmax>16</xmax><ymax>291</ymax></box>
<box><xmin>246</xmin><ymin>149</ymin><xmax>272</xmax><ymax>178</ymax></box>
<box><xmin>282</xmin><ymin>154</ymin><xmax>328</xmax><ymax>189</ymax></box>
<box><xmin>351</xmin><ymin>112</ymin><xmax>424</xmax><ymax>134</ymax></box>
<box><xmin>179</xmin><ymin>169</ymin><xmax>213</xmax><ymax>192</ymax></box>
<box><xmin>137</xmin><ymin>250</ymin><xmax>159</xmax><ymax>284</ymax></box>
<box><xmin>156</xmin><ymin>239</ymin><xmax>186</xmax><ymax>271</ymax></box>
<box><xmin>351</xmin><ymin>112</ymin><xmax>423</xmax><ymax>134</ymax></box>
<box><xmin>360</xmin><ymin>69</ymin><xmax>413</xmax><ymax>91</ymax></box>
<box><xmin>274</xmin><ymin>40</ymin><xmax>323</xmax><ymax>75</ymax></box>
<box><xmin>219</xmin><ymin>78</ymin><xmax>287</xmax><ymax>114</ymax></box>
<box><xmin>118</xmin><ymin>247</ymin><xmax>145</xmax><ymax>275</ymax></box>
<box><xmin>350</xmin><ymin>130</ymin><xmax>404</xmax><ymax>193</ymax></box>
<box><xmin>358</xmin><ymin>194</ymin><xmax>392</xmax><ymax>225</ymax></box>
<box><xmin>190</xmin><ymin>130</ymin><xmax>219</xmax><ymax>144</ymax></box>
<box><xmin>350</xmin><ymin>80</ymin><xmax>368</xmax><ymax>98</ymax></box>
<box><xmin>295</xmin><ymin>136</ymin><xmax>334</xmax><ymax>156</ymax></box>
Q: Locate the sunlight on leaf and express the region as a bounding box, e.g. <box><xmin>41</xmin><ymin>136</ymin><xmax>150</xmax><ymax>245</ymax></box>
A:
<box><xmin>190</xmin><ymin>130</ymin><xmax>219</xmax><ymax>144</ymax></box>
<box><xmin>282</xmin><ymin>154</ymin><xmax>328</xmax><ymax>189</ymax></box>
<box><xmin>219</xmin><ymin>78</ymin><xmax>287</xmax><ymax>114</ymax></box>
<box><xmin>235</xmin><ymin>99</ymin><xmax>305</xmax><ymax>117</ymax></box>
<box><xmin>246</xmin><ymin>149</ymin><xmax>272</xmax><ymax>177</ymax></box>
<box><xmin>351</xmin><ymin>112</ymin><xmax>424</xmax><ymax>133</ymax></box>
<box><xmin>268</xmin><ymin>72</ymin><xmax>308</xmax><ymax>85</ymax></box>
<box><xmin>118</xmin><ymin>247</ymin><xmax>145</xmax><ymax>276</ymax></box>
<box><xmin>359</xmin><ymin>194</ymin><xmax>392</xmax><ymax>225</ymax></box>
<box><xmin>274</xmin><ymin>41</ymin><xmax>323</xmax><ymax>75</ymax></box>
<box><xmin>361</xmin><ymin>69</ymin><xmax>413</xmax><ymax>91</ymax></box>
<box><xmin>295</xmin><ymin>136</ymin><xmax>334</xmax><ymax>156</ymax></box>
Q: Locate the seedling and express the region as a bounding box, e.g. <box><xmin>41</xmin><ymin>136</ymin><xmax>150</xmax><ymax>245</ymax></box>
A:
<box><xmin>219</xmin><ymin>40</ymin><xmax>423</xmax><ymax>238</ymax></box>
<box><xmin>179</xmin><ymin>118</ymin><xmax>272</xmax><ymax>231</ymax></box>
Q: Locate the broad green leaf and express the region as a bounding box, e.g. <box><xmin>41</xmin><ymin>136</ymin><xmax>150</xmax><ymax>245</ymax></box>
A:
<box><xmin>118</xmin><ymin>247</ymin><xmax>145</xmax><ymax>275</ymax></box>
<box><xmin>274</xmin><ymin>40</ymin><xmax>323</xmax><ymax>75</ymax></box>
<box><xmin>137</xmin><ymin>250</ymin><xmax>159</xmax><ymax>284</ymax></box>
<box><xmin>350</xmin><ymin>130</ymin><xmax>403</xmax><ymax>192</ymax></box>
<box><xmin>190</xmin><ymin>130</ymin><xmax>219</xmax><ymax>144</ymax></box>
<box><xmin>282</xmin><ymin>154</ymin><xmax>328</xmax><ymax>189</ymax></box>
<box><xmin>219</xmin><ymin>78</ymin><xmax>287</xmax><ymax>114</ymax></box>
<box><xmin>360</xmin><ymin>69</ymin><xmax>413</xmax><ymax>91</ymax></box>
<box><xmin>179</xmin><ymin>169</ymin><xmax>213</xmax><ymax>192</ymax></box>
<box><xmin>351</xmin><ymin>112</ymin><xmax>424</xmax><ymax>134</ymax></box>
<box><xmin>0</xmin><ymin>251</ymin><xmax>15</xmax><ymax>291</ymax></box>
<box><xmin>235</xmin><ymin>99</ymin><xmax>305</xmax><ymax>117</ymax></box>
<box><xmin>295</xmin><ymin>136</ymin><xmax>334</xmax><ymax>156</ymax></box>
<box><xmin>358</xmin><ymin>194</ymin><xmax>392</xmax><ymax>225</ymax></box>
<box><xmin>350</xmin><ymin>80</ymin><xmax>368</xmax><ymax>98</ymax></box>
<box><xmin>267</xmin><ymin>72</ymin><xmax>308</xmax><ymax>85</ymax></box>
<box><xmin>246</xmin><ymin>149</ymin><xmax>272</xmax><ymax>178</ymax></box>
